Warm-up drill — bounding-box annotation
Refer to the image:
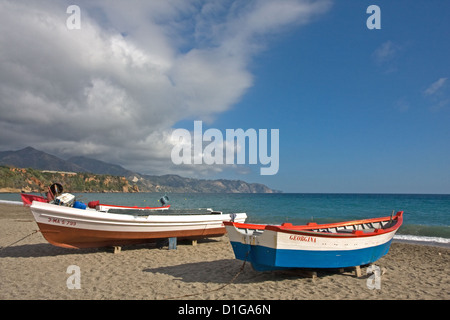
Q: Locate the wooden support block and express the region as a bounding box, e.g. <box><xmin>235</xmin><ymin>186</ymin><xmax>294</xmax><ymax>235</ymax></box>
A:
<box><xmin>113</xmin><ymin>246</ymin><xmax>121</xmax><ymax>254</ymax></box>
<box><xmin>168</xmin><ymin>237</ymin><xmax>177</xmax><ymax>250</ymax></box>
<box><xmin>293</xmin><ymin>269</ymin><xmax>317</xmax><ymax>279</ymax></box>
<box><xmin>191</xmin><ymin>240</ymin><xmax>198</xmax><ymax>246</ymax></box>
<box><xmin>354</xmin><ymin>265</ymin><xmax>362</xmax><ymax>278</ymax></box>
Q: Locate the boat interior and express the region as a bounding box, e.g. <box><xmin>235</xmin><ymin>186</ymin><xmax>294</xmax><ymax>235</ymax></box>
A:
<box><xmin>106</xmin><ymin>208</ymin><xmax>224</xmax><ymax>216</ymax></box>
<box><xmin>235</xmin><ymin>212</ymin><xmax>402</xmax><ymax>236</ymax></box>
<box><xmin>307</xmin><ymin>220</ymin><xmax>396</xmax><ymax>234</ymax></box>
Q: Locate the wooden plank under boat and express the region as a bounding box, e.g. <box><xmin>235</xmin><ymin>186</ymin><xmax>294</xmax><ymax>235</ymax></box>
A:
<box><xmin>224</xmin><ymin>211</ymin><xmax>403</xmax><ymax>271</ymax></box>
<box><xmin>30</xmin><ymin>201</ymin><xmax>247</xmax><ymax>249</ymax></box>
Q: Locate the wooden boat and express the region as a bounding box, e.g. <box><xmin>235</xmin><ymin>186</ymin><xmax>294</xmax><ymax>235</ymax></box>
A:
<box><xmin>21</xmin><ymin>183</ymin><xmax>63</xmax><ymax>205</ymax></box>
<box><xmin>224</xmin><ymin>211</ymin><xmax>403</xmax><ymax>271</ymax></box>
<box><xmin>21</xmin><ymin>194</ymin><xmax>171</xmax><ymax>211</ymax></box>
<box><xmin>21</xmin><ymin>193</ymin><xmax>47</xmax><ymax>206</ymax></box>
<box><xmin>30</xmin><ymin>201</ymin><xmax>247</xmax><ymax>249</ymax></box>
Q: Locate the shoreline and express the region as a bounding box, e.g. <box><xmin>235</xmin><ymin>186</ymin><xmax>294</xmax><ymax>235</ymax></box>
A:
<box><xmin>2</xmin><ymin>201</ymin><xmax>448</xmax><ymax>249</ymax></box>
<box><xmin>1</xmin><ymin>203</ymin><xmax>449</xmax><ymax>300</ymax></box>
<box><xmin>393</xmin><ymin>238</ymin><xmax>450</xmax><ymax>249</ymax></box>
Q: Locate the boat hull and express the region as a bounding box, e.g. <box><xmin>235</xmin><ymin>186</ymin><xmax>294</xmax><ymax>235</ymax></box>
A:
<box><xmin>31</xmin><ymin>201</ymin><xmax>247</xmax><ymax>249</ymax></box>
<box><xmin>36</xmin><ymin>222</ymin><xmax>227</xmax><ymax>249</ymax></box>
<box><xmin>228</xmin><ymin>236</ymin><xmax>394</xmax><ymax>271</ymax></box>
<box><xmin>225</xmin><ymin>212</ymin><xmax>403</xmax><ymax>271</ymax></box>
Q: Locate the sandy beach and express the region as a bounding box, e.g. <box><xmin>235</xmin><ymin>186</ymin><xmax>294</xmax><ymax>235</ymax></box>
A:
<box><xmin>1</xmin><ymin>203</ymin><xmax>449</xmax><ymax>301</ymax></box>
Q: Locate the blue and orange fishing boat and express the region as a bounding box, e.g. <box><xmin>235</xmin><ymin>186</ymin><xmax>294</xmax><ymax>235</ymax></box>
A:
<box><xmin>224</xmin><ymin>211</ymin><xmax>403</xmax><ymax>271</ymax></box>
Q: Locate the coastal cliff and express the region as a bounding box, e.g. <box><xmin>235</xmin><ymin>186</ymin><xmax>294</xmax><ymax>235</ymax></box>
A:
<box><xmin>0</xmin><ymin>166</ymin><xmax>131</xmax><ymax>193</ymax></box>
<box><xmin>0</xmin><ymin>147</ymin><xmax>280</xmax><ymax>193</ymax></box>
<box><xmin>0</xmin><ymin>166</ymin><xmax>279</xmax><ymax>194</ymax></box>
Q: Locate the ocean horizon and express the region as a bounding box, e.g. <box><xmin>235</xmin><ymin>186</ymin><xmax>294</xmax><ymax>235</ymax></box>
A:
<box><xmin>1</xmin><ymin>192</ymin><xmax>449</xmax><ymax>247</ymax></box>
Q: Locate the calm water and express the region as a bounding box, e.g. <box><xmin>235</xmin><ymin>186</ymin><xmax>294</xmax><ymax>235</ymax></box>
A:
<box><xmin>1</xmin><ymin>192</ymin><xmax>449</xmax><ymax>245</ymax></box>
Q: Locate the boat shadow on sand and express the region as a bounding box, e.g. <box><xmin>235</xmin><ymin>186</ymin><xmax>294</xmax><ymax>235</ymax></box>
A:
<box><xmin>1</xmin><ymin>242</ymin><xmax>363</xmax><ymax>283</ymax></box>
<box><xmin>0</xmin><ymin>238</ymin><xmax>222</xmax><ymax>258</ymax></box>
<box><xmin>0</xmin><ymin>242</ymin><xmax>107</xmax><ymax>258</ymax></box>
<box><xmin>142</xmin><ymin>259</ymin><xmax>355</xmax><ymax>285</ymax></box>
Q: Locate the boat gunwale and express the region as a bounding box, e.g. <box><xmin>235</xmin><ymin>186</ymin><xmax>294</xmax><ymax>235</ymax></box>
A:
<box><xmin>224</xmin><ymin>211</ymin><xmax>403</xmax><ymax>238</ymax></box>
<box><xmin>99</xmin><ymin>203</ymin><xmax>171</xmax><ymax>210</ymax></box>
<box><xmin>31</xmin><ymin>201</ymin><xmax>247</xmax><ymax>225</ymax></box>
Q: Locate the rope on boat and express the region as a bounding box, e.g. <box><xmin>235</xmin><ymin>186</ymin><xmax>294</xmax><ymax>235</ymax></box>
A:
<box><xmin>164</xmin><ymin>251</ymin><xmax>250</xmax><ymax>300</ymax></box>
<box><xmin>0</xmin><ymin>230</ymin><xmax>40</xmax><ymax>251</ymax></box>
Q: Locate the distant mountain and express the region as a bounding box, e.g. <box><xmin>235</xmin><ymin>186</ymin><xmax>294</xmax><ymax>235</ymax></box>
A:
<box><xmin>137</xmin><ymin>174</ymin><xmax>277</xmax><ymax>193</ymax></box>
<box><xmin>0</xmin><ymin>147</ymin><xmax>85</xmax><ymax>172</ymax></box>
<box><xmin>68</xmin><ymin>156</ymin><xmax>134</xmax><ymax>177</ymax></box>
<box><xmin>0</xmin><ymin>147</ymin><xmax>281</xmax><ymax>193</ymax></box>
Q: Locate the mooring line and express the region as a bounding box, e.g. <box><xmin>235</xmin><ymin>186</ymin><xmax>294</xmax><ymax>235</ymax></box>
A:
<box><xmin>0</xmin><ymin>230</ymin><xmax>40</xmax><ymax>251</ymax></box>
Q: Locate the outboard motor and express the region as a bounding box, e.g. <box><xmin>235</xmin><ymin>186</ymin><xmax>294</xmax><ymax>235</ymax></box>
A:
<box><xmin>160</xmin><ymin>195</ymin><xmax>169</xmax><ymax>206</ymax></box>
<box><xmin>49</xmin><ymin>183</ymin><xmax>63</xmax><ymax>196</ymax></box>
<box><xmin>47</xmin><ymin>183</ymin><xmax>63</xmax><ymax>201</ymax></box>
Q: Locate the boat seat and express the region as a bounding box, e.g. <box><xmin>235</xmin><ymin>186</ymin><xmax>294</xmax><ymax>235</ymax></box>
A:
<box><xmin>337</xmin><ymin>229</ymin><xmax>353</xmax><ymax>234</ymax></box>
<box><xmin>382</xmin><ymin>221</ymin><xmax>395</xmax><ymax>229</ymax></box>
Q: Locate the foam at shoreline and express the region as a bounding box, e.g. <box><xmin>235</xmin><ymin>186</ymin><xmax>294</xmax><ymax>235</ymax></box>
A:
<box><xmin>394</xmin><ymin>234</ymin><xmax>450</xmax><ymax>248</ymax></box>
<box><xmin>0</xmin><ymin>200</ymin><xmax>22</xmax><ymax>205</ymax></box>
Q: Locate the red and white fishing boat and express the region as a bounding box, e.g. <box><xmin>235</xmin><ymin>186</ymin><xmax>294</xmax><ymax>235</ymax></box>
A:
<box><xmin>21</xmin><ymin>193</ymin><xmax>48</xmax><ymax>206</ymax></box>
<box><xmin>21</xmin><ymin>184</ymin><xmax>170</xmax><ymax>211</ymax></box>
<box><xmin>22</xmin><ymin>194</ymin><xmax>170</xmax><ymax>210</ymax></box>
<box><xmin>21</xmin><ymin>194</ymin><xmax>170</xmax><ymax>211</ymax></box>
<box><xmin>21</xmin><ymin>183</ymin><xmax>63</xmax><ymax>206</ymax></box>
<box><xmin>30</xmin><ymin>200</ymin><xmax>247</xmax><ymax>249</ymax></box>
<box><xmin>224</xmin><ymin>211</ymin><xmax>403</xmax><ymax>271</ymax></box>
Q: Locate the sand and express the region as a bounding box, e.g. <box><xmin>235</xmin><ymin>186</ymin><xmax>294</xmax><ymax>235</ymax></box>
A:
<box><xmin>1</xmin><ymin>203</ymin><xmax>449</xmax><ymax>301</ymax></box>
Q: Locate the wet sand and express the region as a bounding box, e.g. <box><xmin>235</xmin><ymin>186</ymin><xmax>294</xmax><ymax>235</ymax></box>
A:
<box><xmin>1</xmin><ymin>203</ymin><xmax>449</xmax><ymax>300</ymax></box>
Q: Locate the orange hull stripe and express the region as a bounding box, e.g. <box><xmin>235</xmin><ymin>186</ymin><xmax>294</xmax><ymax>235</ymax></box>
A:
<box><xmin>37</xmin><ymin>222</ymin><xmax>226</xmax><ymax>249</ymax></box>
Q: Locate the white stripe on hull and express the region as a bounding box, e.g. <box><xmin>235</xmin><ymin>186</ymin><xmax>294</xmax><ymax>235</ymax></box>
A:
<box><xmin>31</xmin><ymin>201</ymin><xmax>247</xmax><ymax>234</ymax></box>
<box><xmin>227</xmin><ymin>226</ymin><xmax>396</xmax><ymax>252</ymax></box>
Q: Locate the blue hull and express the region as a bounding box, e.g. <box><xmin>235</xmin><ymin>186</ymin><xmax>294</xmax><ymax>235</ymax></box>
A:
<box><xmin>229</xmin><ymin>240</ymin><xmax>393</xmax><ymax>271</ymax></box>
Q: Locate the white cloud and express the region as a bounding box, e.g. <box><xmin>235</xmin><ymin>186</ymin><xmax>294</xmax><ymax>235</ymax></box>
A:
<box><xmin>0</xmin><ymin>0</ymin><xmax>331</xmax><ymax>176</ymax></box>
<box><xmin>422</xmin><ymin>78</ymin><xmax>449</xmax><ymax>112</ymax></box>
<box><xmin>424</xmin><ymin>77</ymin><xmax>447</xmax><ymax>96</ymax></box>
<box><xmin>394</xmin><ymin>97</ymin><xmax>410</xmax><ymax>112</ymax></box>
<box><xmin>372</xmin><ymin>40</ymin><xmax>403</xmax><ymax>74</ymax></box>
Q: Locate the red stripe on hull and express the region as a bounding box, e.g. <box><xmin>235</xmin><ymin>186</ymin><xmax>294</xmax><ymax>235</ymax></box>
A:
<box><xmin>37</xmin><ymin>223</ymin><xmax>226</xmax><ymax>249</ymax></box>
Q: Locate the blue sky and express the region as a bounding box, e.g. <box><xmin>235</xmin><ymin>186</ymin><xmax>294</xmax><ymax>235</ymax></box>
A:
<box><xmin>0</xmin><ymin>1</ymin><xmax>449</xmax><ymax>193</ymax></box>
<box><xmin>207</xmin><ymin>1</ymin><xmax>450</xmax><ymax>193</ymax></box>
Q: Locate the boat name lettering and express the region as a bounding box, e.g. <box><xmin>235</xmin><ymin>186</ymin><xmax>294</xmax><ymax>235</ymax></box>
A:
<box><xmin>289</xmin><ymin>235</ymin><xmax>316</xmax><ymax>243</ymax></box>
<box><xmin>47</xmin><ymin>217</ymin><xmax>77</xmax><ymax>226</ymax></box>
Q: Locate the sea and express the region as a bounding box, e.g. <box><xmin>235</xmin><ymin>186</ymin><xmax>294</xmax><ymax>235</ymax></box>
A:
<box><xmin>1</xmin><ymin>192</ymin><xmax>449</xmax><ymax>247</ymax></box>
